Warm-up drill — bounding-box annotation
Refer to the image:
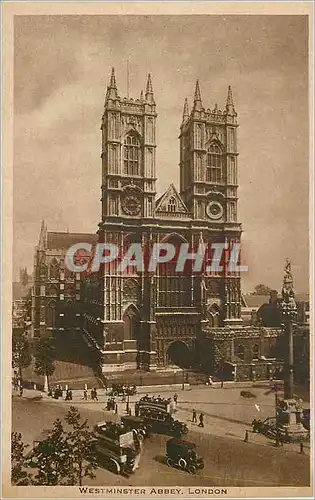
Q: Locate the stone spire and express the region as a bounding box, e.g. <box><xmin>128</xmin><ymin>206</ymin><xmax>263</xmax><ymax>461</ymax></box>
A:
<box><xmin>38</xmin><ymin>220</ymin><xmax>47</xmax><ymax>250</ymax></box>
<box><xmin>110</xmin><ymin>67</ymin><xmax>117</xmax><ymax>88</ymax></box>
<box><xmin>280</xmin><ymin>258</ymin><xmax>297</xmax><ymax>319</ymax></box>
<box><xmin>182</xmin><ymin>98</ymin><xmax>189</xmax><ymax>123</ymax></box>
<box><xmin>226</xmin><ymin>85</ymin><xmax>235</xmax><ymax>114</ymax></box>
<box><xmin>140</xmin><ymin>89</ymin><xmax>144</xmax><ymax>102</ymax></box>
<box><xmin>193</xmin><ymin>80</ymin><xmax>203</xmax><ymax>111</ymax></box>
<box><xmin>106</xmin><ymin>67</ymin><xmax>118</xmax><ymax>101</ymax></box>
<box><xmin>145</xmin><ymin>73</ymin><xmax>155</xmax><ymax>103</ymax></box>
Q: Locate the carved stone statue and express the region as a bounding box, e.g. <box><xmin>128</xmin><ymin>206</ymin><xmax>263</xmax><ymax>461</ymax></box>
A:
<box><xmin>280</xmin><ymin>258</ymin><xmax>297</xmax><ymax>317</ymax></box>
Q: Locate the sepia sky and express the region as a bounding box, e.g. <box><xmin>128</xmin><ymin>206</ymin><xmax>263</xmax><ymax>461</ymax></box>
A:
<box><xmin>14</xmin><ymin>15</ymin><xmax>309</xmax><ymax>293</ymax></box>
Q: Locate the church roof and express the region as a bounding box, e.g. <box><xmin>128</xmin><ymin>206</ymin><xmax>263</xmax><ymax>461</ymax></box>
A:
<box><xmin>47</xmin><ymin>232</ymin><xmax>97</xmax><ymax>250</ymax></box>
<box><xmin>155</xmin><ymin>184</ymin><xmax>189</xmax><ymax>215</ymax></box>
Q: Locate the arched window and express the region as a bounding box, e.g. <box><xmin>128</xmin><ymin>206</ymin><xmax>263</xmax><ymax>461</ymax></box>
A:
<box><xmin>46</xmin><ymin>300</ymin><xmax>56</xmax><ymax>327</ymax></box>
<box><xmin>252</xmin><ymin>344</ymin><xmax>259</xmax><ymax>360</ymax></box>
<box><xmin>168</xmin><ymin>197</ymin><xmax>176</xmax><ymax>213</ymax></box>
<box><xmin>158</xmin><ymin>234</ymin><xmax>191</xmax><ymax>308</ymax></box>
<box><xmin>40</xmin><ymin>263</ymin><xmax>46</xmax><ymax>277</ymax></box>
<box><xmin>207</xmin><ymin>304</ymin><xmax>221</xmax><ymax>327</ymax></box>
<box><xmin>237</xmin><ymin>344</ymin><xmax>245</xmax><ymax>361</ymax></box>
<box><xmin>124</xmin><ymin>134</ymin><xmax>140</xmax><ymax>176</ymax></box>
<box><xmin>207</xmin><ymin>143</ymin><xmax>222</xmax><ymax>183</ymax></box>
<box><xmin>49</xmin><ymin>259</ymin><xmax>59</xmax><ymax>279</ymax></box>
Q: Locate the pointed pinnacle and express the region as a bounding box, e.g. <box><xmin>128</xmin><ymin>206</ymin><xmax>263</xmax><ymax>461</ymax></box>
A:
<box><xmin>226</xmin><ymin>85</ymin><xmax>234</xmax><ymax>108</ymax></box>
<box><xmin>146</xmin><ymin>73</ymin><xmax>153</xmax><ymax>94</ymax></box>
<box><xmin>183</xmin><ymin>98</ymin><xmax>189</xmax><ymax>119</ymax></box>
<box><xmin>140</xmin><ymin>90</ymin><xmax>144</xmax><ymax>101</ymax></box>
<box><xmin>110</xmin><ymin>67</ymin><xmax>117</xmax><ymax>88</ymax></box>
<box><xmin>194</xmin><ymin>80</ymin><xmax>202</xmax><ymax>102</ymax></box>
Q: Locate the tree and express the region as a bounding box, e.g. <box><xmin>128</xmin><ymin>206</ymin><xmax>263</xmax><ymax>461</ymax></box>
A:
<box><xmin>12</xmin><ymin>329</ymin><xmax>32</xmax><ymax>388</ymax></box>
<box><xmin>27</xmin><ymin>419</ymin><xmax>70</xmax><ymax>486</ymax></box>
<box><xmin>252</xmin><ymin>284</ymin><xmax>272</xmax><ymax>295</ymax></box>
<box><xmin>25</xmin><ymin>408</ymin><xmax>97</xmax><ymax>486</ymax></box>
<box><xmin>11</xmin><ymin>432</ymin><xmax>32</xmax><ymax>485</ymax></box>
<box><xmin>64</xmin><ymin>406</ymin><xmax>98</xmax><ymax>486</ymax></box>
<box><xmin>34</xmin><ymin>337</ymin><xmax>56</xmax><ymax>389</ymax></box>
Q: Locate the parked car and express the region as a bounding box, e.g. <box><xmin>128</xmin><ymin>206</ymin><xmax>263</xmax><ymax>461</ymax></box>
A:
<box><xmin>166</xmin><ymin>438</ymin><xmax>204</xmax><ymax>474</ymax></box>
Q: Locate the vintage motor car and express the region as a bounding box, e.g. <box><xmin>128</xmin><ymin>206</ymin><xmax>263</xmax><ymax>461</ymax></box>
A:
<box><xmin>109</xmin><ymin>383</ymin><xmax>137</xmax><ymax>396</ymax></box>
<box><xmin>121</xmin><ymin>415</ymin><xmax>150</xmax><ymax>439</ymax></box>
<box><xmin>165</xmin><ymin>438</ymin><xmax>204</xmax><ymax>474</ymax></box>
<box><xmin>135</xmin><ymin>403</ymin><xmax>188</xmax><ymax>437</ymax></box>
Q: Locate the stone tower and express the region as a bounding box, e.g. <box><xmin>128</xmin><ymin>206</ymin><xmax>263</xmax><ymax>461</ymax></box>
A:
<box><xmin>101</xmin><ymin>68</ymin><xmax>157</xmax><ymax>221</ymax></box>
<box><xmin>179</xmin><ymin>81</ymin><xmax>243</xmax><ymax>325</ymax></box>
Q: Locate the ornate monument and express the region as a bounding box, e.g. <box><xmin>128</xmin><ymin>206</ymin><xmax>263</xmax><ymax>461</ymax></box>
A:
<box><xmin>277</xmin><ymin>258</ymin><xmax>308</xmax><ymax>440</ymax></box>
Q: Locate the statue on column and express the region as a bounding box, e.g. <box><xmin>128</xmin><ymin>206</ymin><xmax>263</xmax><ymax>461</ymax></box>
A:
<box><xmin>280</xmin><ymin>258</ymin><xmax>297</xmax><ymax>319</ymax></box>
<box><xmin>276</xmin><ymin>258</ymin><xmax>307</xmax><ymax>442</ymax></box>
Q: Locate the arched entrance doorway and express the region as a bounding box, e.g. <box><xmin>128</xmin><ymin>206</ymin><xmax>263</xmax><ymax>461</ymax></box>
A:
<box><xmin>122</xmin><ymin>305</ymin><xmax>140</xmax><ymax>341</ymax></box>
<box><xmin>166</xmin><ymin>341</ymin><xmax>191</xmax><ymax>368</ymax></box>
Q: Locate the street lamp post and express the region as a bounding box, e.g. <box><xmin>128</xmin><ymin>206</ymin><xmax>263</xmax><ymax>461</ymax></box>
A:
<box><xmin>275</xmin><ymin>383</ymin><xmax>280</xmax><ymax>447</ymax></box>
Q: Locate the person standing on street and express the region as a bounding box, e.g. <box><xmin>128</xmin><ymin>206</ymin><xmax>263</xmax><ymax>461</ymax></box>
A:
<box><xmin>173</xmin><ymin>393</ymin><xmax>178</xmax><ymax>405</ymax></box>
<box><xmin>83</xmin><ymin>389</ymin><xmax>88</xmax><ymax>401</ymax></box>
<box><xmin>93</xmin><ymin>388</ymin><xmax>98</xmax><ymax>401</ymax></box>
<box><xmin>198</xmin><ymin>413</ymin><xmax>204</xmax><ymax>427</ymax></box>
<box><xmin>192</xmin><ymin>408</ymin><xmax>197</xmax><ymax>423</ymax></box>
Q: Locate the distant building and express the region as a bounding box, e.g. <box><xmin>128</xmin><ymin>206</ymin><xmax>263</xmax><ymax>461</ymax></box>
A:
<box><xmin>31</xmin><ymin>223</ymin><xmax>97</xmax><ymax>338</ymax></box>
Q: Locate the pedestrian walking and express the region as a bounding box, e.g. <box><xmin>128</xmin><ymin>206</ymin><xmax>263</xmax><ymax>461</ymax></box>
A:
<box><xmin>221</xmin><ymin>380</ymin><xmax>224</xmax><ymax>388</ymax></box>
<box><xmin>93</xmin><ymin>388</ymin><xmax>98</xmax><ymax>401</ymax></box>
<box><xmin>192</xmin><ymin>408</ymin><xmax>197</xmax><ymax>423</ymax></box>
<box><xmin>279</xmin><ymin>432</ymin><xmax>284</xmax><ymax>447</ymax></box>
<box><xmin>69</xmin><ymin>389</ymin><xmax>73</xmax><ymax>401</ymax></box>
<box><xmin>83</xmin><ymin>389</ymin><xmax>88</xmax><ymax>401</ymax></box>
<box><xmin>19</xmin><ymin>386</ymin><xmax>23</xmax><ymax>397</ymax></box>
<box><xmin>91</xmin><ymin>389</ymin><xmax>95</xmax><ymax>401</ymax></box>
<box><xmin>198</xmin><ymin>413</ymin><xmax>204</xmax><ymax>428</ymax></box>
<box><xmin>173</xmin><ymin>393</ymin><xmax>178</xmax><ymax>405</ymax></box>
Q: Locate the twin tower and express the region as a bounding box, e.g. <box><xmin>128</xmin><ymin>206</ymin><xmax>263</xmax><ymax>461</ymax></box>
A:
<box><xmin>101</xmin><ymin>67</ymin><xmax>240</xmax><ymax>228</ymax></box>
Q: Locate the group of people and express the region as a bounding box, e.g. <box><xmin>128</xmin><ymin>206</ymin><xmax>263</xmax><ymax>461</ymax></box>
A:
<box><xmin>140</xmin><ymin>393</ymin><xmax>178</xmax><ymax>405</ymax></box>
<box><xmin>192</xmin><ymin>409</ymin><xmax>204</xmax><ymax>427</ymax></box>
<box><xmin>12</xmin><ymin>377</ymin><xmax>24</xmax><ymax>396</ymax></box>
<box><xmin>65</xmin><ymin>388</ymin><xmax>73</xmax><ymax>401</ymax></box>
<box><xmin>251</xmin><ymin>418</ymin><xmax>263</xmax><ymax>433</ymax></box>
<box><xmin>47</xmin><ymin>385</ymin><xmax>73</xmax><ymax>400</ymax></box>
<box><xmin>106</xmin><ymin>396</ymin><xmax>118</xmax><ymax>412</ymax></box>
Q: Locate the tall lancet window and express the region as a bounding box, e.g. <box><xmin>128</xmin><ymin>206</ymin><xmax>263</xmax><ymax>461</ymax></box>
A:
<box><xmin>207</xmin><ymin>143</ymin><xmax>222</xmax><ymax>183</ymax></box>
<box><xmin>124</xmin><ymin>134</ymin><xmax>140</xmax><ymax>176</ymax></box>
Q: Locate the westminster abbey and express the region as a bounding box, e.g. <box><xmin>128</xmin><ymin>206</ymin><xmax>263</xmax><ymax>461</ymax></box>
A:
<box><xmin>32</xmin><ymin>69</ymin><xmax>285</xmax><ymax>380</ymax></box>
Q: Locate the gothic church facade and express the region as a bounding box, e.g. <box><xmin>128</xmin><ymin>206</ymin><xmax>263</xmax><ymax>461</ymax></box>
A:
<box><xmin>82</xmin><ymin>69</ymin><xmax>244</xmax><ymax>373</ymax></box>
